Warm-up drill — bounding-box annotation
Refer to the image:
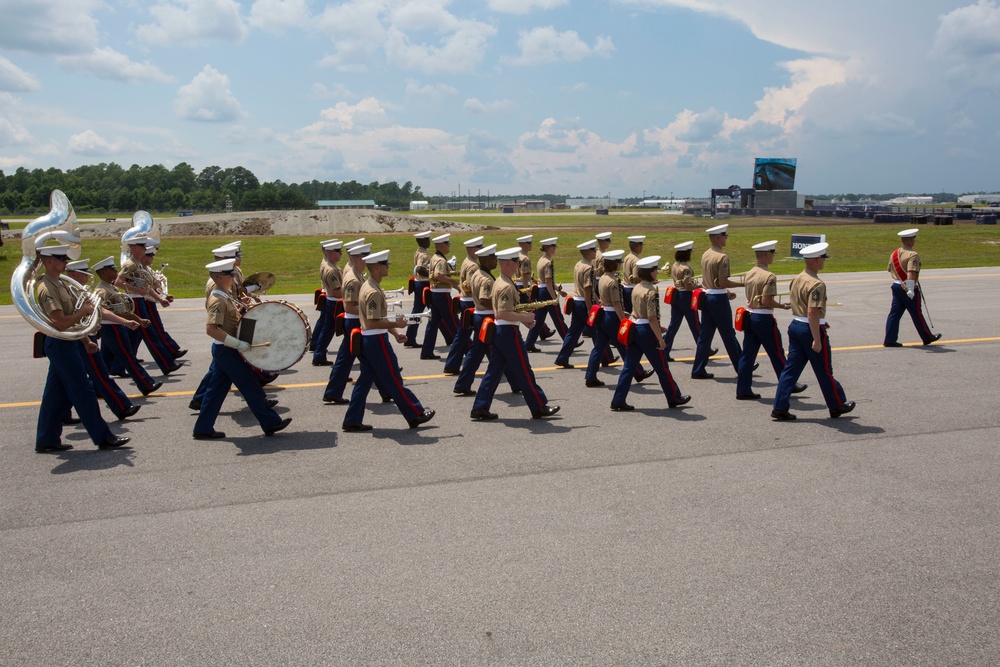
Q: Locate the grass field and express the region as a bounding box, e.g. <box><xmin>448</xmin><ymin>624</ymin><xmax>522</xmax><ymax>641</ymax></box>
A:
<box><xmin>1</xmin><ymin>213</ymin><xmax>997</xmax><ymax>305</ymax></box>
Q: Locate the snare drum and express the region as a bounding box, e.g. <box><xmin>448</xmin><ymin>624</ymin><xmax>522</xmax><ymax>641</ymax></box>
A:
<box><xmin>237</xmin><ymin>300</ymin><xmax>311</xmax><ymax>372</ymax></box>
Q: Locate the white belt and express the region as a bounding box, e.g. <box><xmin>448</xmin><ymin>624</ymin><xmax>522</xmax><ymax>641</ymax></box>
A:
<box><xmin>704</xmin><ymin>288</ymin><xmax>727</xmax><ymax>295</ymax></box>
<box><xmin>675</xmin><ymin>288</ymin><xmax>691</xmax><ymax>292</ymax></box>
<box><xmin>212</xmin><ymin>340</ymin><xmax>223</xmax><ymax>345</ymax></box>
<box><xmin>603</xmin><ymin>306</ymin><xmax>616</xmax><ymax>312</ymax></box>
<box><xmin>792</xmin><ymin>315</ymin><xmax>827</xmax><ymax>325</ymax></box>
<box><xmin>748</xmin><ymin>308</ymin><xmax>774</xmax><ymax>315</ymax></box>
<box><xmin>344</xmin><ymin>313</ymin><xmax>359</xmax><ymax>320</ymax></box>
<box><xmin>430</xmin><ymin>287</ymin><xmax>451</xmax><ymax>293</ymax></box>
<box><xmin>474</xmin><ymin>309</ymin><xmax>495</xmax><ymax>315</ymax></box>
<box><xmin>460</xmin><ymin>296</ymin><xmax>474</xmax><ymax>303</ymax></box>
<box><xmin>495</xmin><ymin>319</ymin><xmax>520</xmax><ymax>326</ymax></box>
<box><xmin>361</xmin><ymin>329</ymin><xmax>387</xmax><ymax>336</ymax></box>
<box><xmin>573</xmin><ymin>296</ymin><xmax>585</xmax><ymax>302</ymax></box>
<box><xmin>632</xmin><ymin>318</ymin><xmax>649</xmax><ymax>325</ymax></box>
<box><xmin>893</xmin><ymin>280</ymin><xmax>902</xmax><ymax>285</ymax></box>
<box><xmin>329</xmin><ymin>297</ymin><xmax>341</xmax><ymax>302</ymax></box>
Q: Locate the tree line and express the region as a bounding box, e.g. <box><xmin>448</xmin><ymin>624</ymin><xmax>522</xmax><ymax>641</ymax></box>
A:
<box><xmin>0</xmin><ymin>163</ymin><xmax>425</xmax><ymax>215</ymax></box>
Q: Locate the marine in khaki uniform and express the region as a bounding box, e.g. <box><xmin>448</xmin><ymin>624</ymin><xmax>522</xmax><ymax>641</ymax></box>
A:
<box><xmin>735</xmin><ymin>240</ymin><xmax>806</xmax><ymax>400</ymax></box>
<box><xmin>524</xmin><ymin>237</ymin><xmax>568</xmax><ymax>350</ymax></box>
<box><xmin>691</xmin><ymin>224</ymin><xmax>743</xmax><ymax>379</ymax></box>
<box><xmin>772</xmin><ymin>243</ymin><xmax>854</xmax><ymax>421</ymax></box>
<box><xmin>420</xmin><ymin>233</ymin><xmax>460</xmax><ymax>359</ymax></box>
<box><xmin>883</xmin><ymin>228</ymin><xmax>940</xmax><ymax>347</ymax></box>
<box><xmin>554</xmin><ymin>239</ymin><xmax>598</xmax><ymax>368</ymax></box>
<box><xmin>311</xmin><ymin>239</ymin><xmax>344</xmax><ymax>365</ymax></box>
<box><xmin>404</xmin><ymin>231</ymin><xmax>432</xmax><ymax>347</ymax></box>
<box><xmin>594</xmin><ymin>231</ymin><xmax>613</xmax><ymax>280</ymax></box>
<box><xmin>620</xmin><ymin>235</ymin><xmax>645</xmax><ymax>312</ymax></box>
<box><xmin>444</xmin><ymin>236</ymin><xmax>485</xmax><ymax>374</ymax></box>
<box><xmin>662</xmin><ymin>241</ymin><xmax>702</xmax><ymax>359</ymax></box>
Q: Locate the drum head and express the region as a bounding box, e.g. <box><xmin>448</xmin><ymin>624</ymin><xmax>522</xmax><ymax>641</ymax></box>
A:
<box><xmin>238</xmin><ymin>300</ymin><xmax>310</xmax><ymax>372</ymax></box>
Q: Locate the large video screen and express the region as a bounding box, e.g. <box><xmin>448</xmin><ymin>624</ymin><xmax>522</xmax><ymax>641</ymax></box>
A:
<box><xmin>753</xmin><ymin>158</ymin><xmax>797</xmax><ymax>191</ymax></box>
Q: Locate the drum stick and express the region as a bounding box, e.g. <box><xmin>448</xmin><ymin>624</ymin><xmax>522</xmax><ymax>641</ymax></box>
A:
<box><xmin>249</xmin><ymin>342</ymin><xmax>271</xmax><ymax>348</ymax></box>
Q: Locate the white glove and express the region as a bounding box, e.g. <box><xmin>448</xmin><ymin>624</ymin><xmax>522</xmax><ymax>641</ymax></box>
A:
<box><xmin>905</xmin><ymin>279</ymin><xmax>915</xmax><ymax>299</ymax></box>
<box><xmin>224</xmin><ymin>334</ymin><xmax>250</xmax><ymax>352</ymax></box>
<box><xmin>244</xmin><ymin>283</ymin><xmax>260</xmax><ymax>294</ymax></box>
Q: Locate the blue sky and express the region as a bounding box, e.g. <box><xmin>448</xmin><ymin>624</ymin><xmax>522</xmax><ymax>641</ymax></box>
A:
<box><xmin>1</xmin><ymin>0</ymin><xmax>999</xmax><ymax>198</ymax></box>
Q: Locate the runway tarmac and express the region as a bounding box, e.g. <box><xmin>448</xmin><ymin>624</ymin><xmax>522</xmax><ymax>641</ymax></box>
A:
<box><xmin>1</xmin><ymin>267</ymin><xmax>999</xmax><ymax>665</ymax></box>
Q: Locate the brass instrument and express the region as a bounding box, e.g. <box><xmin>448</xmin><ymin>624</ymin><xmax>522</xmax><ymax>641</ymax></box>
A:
<box><xmin>120</xmin><ymin>210</ymin><xmax>158</xmax><ymax>267</ymax></box>
<box><xmin>242</xmin><ymin>271</ymin><xmax>275</xmax><ymax>295</ymax></box>
<box><xmin>150</xmin><ymin>262</ymin><xmax>170</xmax><ymax>297</ymax></box>
<box><xmin>514</xmin><ymin>299</ymin><xmax>559</xmax><ymax>312</ymax></box>
<box><xmin>10</xmin><ymin>190</ymin><xmax>104</xmax><ymax>340</ymax></box>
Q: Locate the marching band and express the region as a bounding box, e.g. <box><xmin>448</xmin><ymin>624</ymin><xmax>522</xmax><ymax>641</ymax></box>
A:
<box><xmin>13</xmin><ymin>189</ymin><xmax>956</xmax><ymax>451</ymax></box>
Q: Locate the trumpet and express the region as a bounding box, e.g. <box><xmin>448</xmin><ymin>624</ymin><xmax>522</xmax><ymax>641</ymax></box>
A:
<box><xmin>514</xmin><ymin>299</ymin><xmax>559</xmax><ymax>312</ymax></box>
<box><xmin>384</xmin><ymin>287</ymin><xmax>406</xmax><ymax>298</ymax></box>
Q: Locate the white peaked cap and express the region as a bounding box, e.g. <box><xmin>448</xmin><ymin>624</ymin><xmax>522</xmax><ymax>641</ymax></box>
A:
<box><xmin>464</xmin><ymin>236</ymin><xmax>485</xmax><ymax>247</ymax></box>
<box><xmin>595</xmin><ymin>232</ymin><xmax>612</xmax><ymax>240</ymax></box>
<box><xmin>322</xmin><ymin>240</ymin><xmax>343</xmax><ymax>250</ymax></box>
<box><xmin>66</xmin><ymin>259</ymin><xmax>91</xmax><ymax>272</ymax></box>
<box><xmin>320</xmin><ymin>238</ymin><xmax>339</xmax><ymax>246</ymax></box>
<box><xmin>348</xmin><ymin>243</ymin><xmax>372</xmax><ymax>256</ymax></box>
<box><xmin>363</xmin><ymin>250</ymin><xmax>390</xmax><ymax>264</ymax></box>
<box><xmin>212</xmin><ymin>245</ymin><xmax>239</xmax><ymax>258</ymax></box>
<box><xmin>602</xmin><ymin>249</ymin><xmax>625</xmax><ymax>261</ymax></box>
<box><xmin>516</xmin><ymin>235</ymin><xmax>533</xmax><ymax>243</ymax></box>
<box><xmin>674</xmin><ymin>241</ymin><xmax>694</xmax><ymax>251</ymax></box>
<box><xmin>799</xmin><ymin>242</ymin><xmax>829</xmax><ymax>259</ymax></box>
<box><xmin>39</xmin><ymin>244</ymin><xmax>71</xmax><ymax>257</ymax></box>
<box><xmin>496</xmin><ymin>247</ymin><xmax>521</xmax><ymax>260</ymax></box>
<box><xmin>344</xmin><ymin>238</ymin><xmax>365</xmax><ymax>249</ymax></box>
<box><xmin>540</xmin><ymin>237</ymin><xmax>558</xmax><ymax>246</ymax></box>
<box><xmin>126</xmin><ymin>235</ymin><xmax>148</xmax><ymax>245</ymax></box>
<box><xmin>752</xmin><ymin>240</ymin><xmax>778</xmax><ymax>252</ymax></box>
<box><xmin>207</xmin><ymin>258</ymin><xmax>236</xmax><ymax>272</ymax></box>
<box><xmin>898</xmin><ymin>228</ymin><xmax>919</xmax><ymax>238</ymax></box>
<box><xmin>577</xmin><ymin>239</ymin><xmax>597</xmax><ymax>250</ymax></box>
<box><xmin>706</xmin><ymin>224</ymin><xmax>729</xmax><ymax>235</ymax></box>
<box><xmin>432</xmin><ymin>233</ymin><xmax>451</xmax><ymax>243</ymax></box>
<box><xmin>476</xmin><ymin>244</ymin><xmax>497</xmax><ymax>257</ymax></box>
<box><xmin>636</xmin><ymin>255</ymin><xmax>662</xmax><ymax>269</ymax></box>
<box><xmin>628</xmin><ymin>235</ymin><xmax>646</xmax><ymax>243</ymax></box>
<box><xmin>414</xmin><ymin>231</ymin><xmax>432</xmax><ymax>238</ymax></box>
<box><xmin>92</xmin><ymin>256</ymin><xmax>116</xmax><ymax>271</ymax></box>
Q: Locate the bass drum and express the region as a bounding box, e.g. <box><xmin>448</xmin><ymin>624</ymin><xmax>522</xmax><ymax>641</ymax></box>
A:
<box><xmin>237</xmin><ymin>300</ymin><xmax>311</xmax><ymax>372</ymax></box>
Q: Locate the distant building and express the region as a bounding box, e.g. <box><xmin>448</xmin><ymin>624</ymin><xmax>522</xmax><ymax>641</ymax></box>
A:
<box><xmin>315</xmin><ymin>200</ymin><xmax>376</xmax><ymax>209</ymax></box>
<box><xmin>409</xmin><ymin>200</ymin><xmax>430</xmax><ymax>210</ymax></box>
<box><xmin>887</xmin><ymin>196</ymin><xmax>934</xmax><ymax>205</ymax></box>
<box><xmin>958</xmin><ymin>194</ymin><xmax>1000</xmax><ymax>204</ymax></box>
<box><xmin>566</xmin><ymin>197</ymin><xmax>617</xmax><ymax>209</ymax></box>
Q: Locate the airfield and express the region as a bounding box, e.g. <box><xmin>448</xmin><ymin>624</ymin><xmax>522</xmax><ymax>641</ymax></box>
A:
<box><xmin>1</xmin><ymin>266</ymin><xmax>999</xmax><ymax>665</ymax></box>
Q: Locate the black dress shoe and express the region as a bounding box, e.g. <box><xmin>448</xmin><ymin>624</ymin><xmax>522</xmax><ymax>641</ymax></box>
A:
<box><xmin>443</xmin><ymin>368</ymin><xmax>461</xmax><ymax>376</ymax></box>
<box><xmin>791</xmin><ymin>383</ymin><xmax>808</xmax><ymax>394</ymax></box>
<box><xmin>710</xmin><ymin>347</ymin><xmax>719</xmax><ymax>356</ymax></box>
<box><xmin>554</xmin><ymin>361</ymin><xmax>574</xmax><ymax>369</ymax></box>
<box><xmin>265</xmin><ymin>399</ymin><xmax>278</xmax><ymax>408</ymax></box>
<box><xmin>470</xmin><ymin>408</ymin><xmax>498</xmax><ymax>421</ymax></box>
<box><xmin>454</xmin><ymin>389</ymin><xmax>477</xmax><ymax>396</ymax></box>
<box><xmin>526</xmin><ymin>346</ymin><xmax>542</xmax><ymax>353</ymax></box>
<box><xmin>381</xmin><ymin>395</ymin><xmax>393</xmax><ymax>403</ymax></box>
<box><xmin>420</xmin><ymin>354</ymin><xmax>441</xmax><ymax>360</ymax></box>
<box><xmin>573</xmin><ymin>340</ymin><xmax>585</xmax><ymax>349</ymax></box>
<box><xmin>98</xmin><ymin>435</ymin><xmax>131</xmax><ymax>449</ymax></box>
<box><xmin>312</xmin><ymin>359</ymin><xmax>333</xmax><ymax>366</ymax></box>
<box><xmin>62</xmin><ymin>416</ymin><xmax>82</xmax><ymax>425</ymax></box>
<box><xmin>142</xmin><ymin>381</ymin><xmax>163</xmax><ymax>396</ymax></box>
<box><xmin>539</xmin><ymin>329</ymin><xmax>555</xmax><ymax>341</ymax></box>
<box><xmin>193</xmin><ymin>431</ymin><xmax>227</xmax><ymax>440</ymax></box>
<box><xmin>771</xmin><ymin>409</ymin><xmax>796</xmax><ymax>421</ymax></box>
<box><xmin>408</xmin><ymin>409</ymin><xmax>436</xmax><ymax>429</ymax></box>
<box><xmin>510</xmin><ymin>387</ymin><xmax>522</xmax><ymax>394</ymax></box>
<box><xmin>342</xmin><ymin>423</ymin><xmax>373</xmax><ymax>432</ymax></box>
<box><xmin>188</xmin><ymin>400</ymin><xmax>201</xmax><ymax>411</ymax></box>
<box><xmin>666</xmin><ymin>356</ymin><xmax>675</xmax><ymax>362</ymax></box>
<box><xmin>736</xmin><ymin>392</ymin><xmax>761</xmax><ymax>400</ymax></box>
<box><xmin>119</xmin><ymin>405</ymin><xmax>142</xmax><ymax>420</ymax></box>
<box><xmin>883</xmin><ymin>341</ymin><xmax>903</xmax><ymax>348</ymax></box>
<box><xmin>264</xmin><ymin>417</ymin><xmax>292</xmax><ymax>436</ymax></box>
<box><xmin>669</xmin><ymin>395</ymin><xmax>692</xmax><ymax>408</ymax></box>
<box><xmin>829</xmin><ymin>401</ymin><xmax>856</xmax><ymax>419</ymax></box>
<box><xmin>36</xmin><ymin>443</ymin><xmax>73</xmax><ymax>453</ymax></box>
<box><xmin>752</xmin><ymin>362</ymin><xmax>760</xmax><ymax>371</ymax></box>
<box><xmin>585</xmin><ymin>378</ymin><xmax>606</xmax><ymax>388</ymax></box>
<box><xmin>691</xmin><ymin>372</ymin><xmax>715</xmax><ymax>379</ymax></box>
<box><xmin>165</xmin><ymin>363</ymin><xmax>183</xmax><ymax>374</ymax></box>
<box><xmin>531</xmin><ymin>405</ymin><xmax>560</xmax><ymax>419</ymax></box>
<box><xmin>323</xmin><ymin>395</ymin><xmax>350</xmax><ymax>405</ymax></box>
<box><xmin>601</xmin><ymin>356</ymin><xmax>619</xmax><ymax>367</ymax></box>
<box><xmin>610</xmin><ymin>403</ymin><xmax>634</xmax><ymax>411</ymax></box>
<box><xmin>638</xmin><ymin>369</ymin><xmax>655</xmax><ymax>381</ymax></box>
<box><xmin>403</xmin><ymin>342</ymin><xmax>421</xmax><ymax>348</ymax></box>
<box><xmin>174</xmin><ymin>349</ymin><xmax>188</xmax><ymax>359</ymax></box>
<box><xmin>923</xmin><ymin>333</ymin><xmax>942</xmax><ymax>345</ymax></box>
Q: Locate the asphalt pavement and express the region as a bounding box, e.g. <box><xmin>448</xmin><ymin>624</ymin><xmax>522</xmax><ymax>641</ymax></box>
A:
<box><xmin>1</xmin><ymin>267</ymin><xmax>998</xmax><ymax>666</ymax></box>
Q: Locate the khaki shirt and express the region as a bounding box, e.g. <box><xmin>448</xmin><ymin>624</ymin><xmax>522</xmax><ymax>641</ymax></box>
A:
<box><xmin>622</xmin><ymin>252</ymin><xmax>640</xmax><ymax>286</ymax></box>
<box><xmin>789</xmin><ymin>270</ymin><xmax>826</xmax><ymax>319</ymax></box>
<box><xmin>632</xmin><ymin>280</ymin><xmax>660</xmax><ymax>322</ymax></box>
<box><xmin>342</xmin><ymin>264</ymin><xmax>363</xmax><ymax>306</ymax></box>
<box><xmin>888</xmin><ymin>247</ymin><xmax>921</xmax><ymax>280</ymax></box>
<box><xmin>492</xmin><ymin>273</ymin><xmax>518</xmax><ymax>315</ymax></box>
<box><xmin>414</xmin><ymin>247</ymin><xmax>431</xmax><ymax>278</ymax></box>
<box><xmin>518</xmin><ymin>251</ymin><xmax>533</xmax><ymax>284</ymax></box>
<box><xmin>743</xmin><ymin>265</ymin><xmax>778</xmax><ymax>309</ymax></box>
<box><xmin>470</xmin><ymin>267</ymin><xmax>495</xmax><ymax>310</ymax></box>
<box><xmin>598</xmin><ymin>271</ymin><xmax>623</xmax><ymax>307</ymax></box>
<box><xmin>95</xmin><ymin>279</ymin><xmax>119</xmax><ymax>302</ymax></box>
<box><xmin>572</xmin><ymin>259</ymin><xmax>594</xmax><ymax>299</ymax></box>
<box><xmin>430</xmin><ymin>252</ymin><xmax>451</xmax><ymax>287</ymax></box>
<box><xmin>671</xmin><ymin>261</ymin><xmax>695</xmax><ymax>290</ymax></box>
<box><xmin>594</xmin><ymin>249</ymin><xmax>605</xmax><ymax>277</ymax></box>
<box><xmin>37</xmin><ymin>274</ymin><xmax>74</xmax><ymax>317</ymax></box>
<box><xmin>700</xmin><ymin>247</ymin><xmax>731</xmax><ymax>289</ymax></box>
<box><xmin>459</xmin><ymin>257</ymin><xmax>479</xmax><ymax>298</ymax></box>
<box><xmin>320</xmin><ymin>259</ymin><xmax>343</xmax><ymax>297</ymax></box>
<box><xmin>537</xmin><ymin>255</ymin><xmax>554</xmax><ymax>285</ymax></box>
<box><xmin>206</xmin><ymin>290</ymin><xmax>240</xmax><ymax>337</ymax></box>
<box><xmin>358</xmin><ymin>277</ymin><xmax>388</xmax><ymax>331</ymax></box>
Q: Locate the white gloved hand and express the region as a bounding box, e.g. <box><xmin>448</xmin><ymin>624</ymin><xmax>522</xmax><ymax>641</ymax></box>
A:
<box><xmin>224</xmin><ymin>334</ymin><xmax>250</xmax><ymax>352</ymax></box>
<box><xmin>905</xmin><ymin>279</ymin><xmax>915</xmax><ymax>299</ymax></box>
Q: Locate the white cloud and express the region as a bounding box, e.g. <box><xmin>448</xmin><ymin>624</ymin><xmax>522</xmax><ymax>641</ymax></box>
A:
<box><xmin>385</xmin><ymin>20</ymin><xmax>496</xmax><ymax>74</ymax></box>
<box><xmin>0</xmin><ymin>116</ymin><xmax>33</xmax><ymax>146</ymax></box>
<box><xmin>312</xmin><ymin>82</ymin><xmax>356</xmax><ymax>100</ymax></box>
<box><xmin>0</xmin><ymin>56</ymin><xmax>42</xmax><ymax>92</ymax></box>
<box><xmin>855</xmin><ymin>112</ymin><xmax>920</xmax><ymax>136</ymax></box>
<box><xmin>405</xmin><ymin>80</ymin><xmax>458</xmax><ymax>99</ymax></box>
<box><xmin>173</xmin><ymin>66</ymin><xmax>245</xmax><ymax>122</ymax></box>
<box><xmin>248</xmin><ymin>0</ymin><xmax>311</xmax><ymax>32</ymax></box>
<box><xmin>488</xmin><ymin>0</ymin><xmax>570</xmax><ymax>14</ymax></box>
<box><xmin>0</xmin><ymin>0</ymin><xmax>101</xmax><ymax>55</ymax></box>
<box><xmin>67</xmin><ymin>129</ymin><xmax>143</xmax><ymax>156</ymax></box>
<box><xmin>506</xmin><ymin>27</ymin><xmax>615</xmax><ymax>65</ymax></box>
<box><xmin>463</xmin><ymin>98</ymin><xmax>515</xmax><ymax>114</ymax></box>
<box><xmin>315</xmin><ymin>1</ymin><xmax>388</xmax><ymax>71</ymax></box>
<box><xmin>56</xmin><ymin>48</ymin><xmax>173</xmax><ymax>84</ymax></box>
<box><xmin>933</xmin><ymin>0</ymin><xmax>1000</xmax><ymax>86</ymax></box>
<box><xmin>307</xmin><ymin>97</ymin><xmax>389</xmax><ymax>132</ymax></box>
<box><xmin>136</xmin><ymin>0</ymin><xmax>248</xmax><ymax>45</ymax></box>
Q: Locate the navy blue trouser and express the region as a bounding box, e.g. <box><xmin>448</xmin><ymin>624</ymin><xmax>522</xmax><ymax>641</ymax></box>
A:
<box><xmin>524</xmin><ymin>287</ymin><xmax>567</xmax><ymax>348</ymax></box>
<box><xmin>584</xmin><ymin>311</ymin><xmax>647</xmax><ymax>382</ymax></box>
<box><xmin>473</xmin><ymin>325</ymin><xmax>548</xmax><ymax>414</ymax></box>
<box><xmin>37</xmin><ymin>337</ymin><xmax>111</xmax><ymax>448</ymax></box>
<box><xmin>884</xmin><ymin>283</ymin><xmax>934</xmax><ymax>344</ymax></box>
<box><xmin>662</xmin><ymin>291</ymin><xmax>700</xmax><ymax>354</ymax></box>
<box><xmin>454</xmin><ymin>313</ymin><xmax>518</xmax><ymax>393</ymax></box>
<box><xmin>622</xmin><ymin>285</ymin><xmax>634</xmax><ymax>313</ymax></box>
<box><xmin>404</xmin><ymin>279</ymin><xmax>429</xmax><ymax>345</ymax></box>
<box><xmin>344</xmin><ymin>334</ymin><xmax>426</xmax><ymax>426</ymax></box>
<box><xmin>773</xmin><ymin>320</ymin><xmax>848</xmax><ymax>413</ymax></box>
<box><xmin>145</xmin><ymin>300</ymin><xmax>181</xmax><ymax>354</ymax></box>
<box><xmin>692</xmin><ymin>293</ymin><xmax>741</xmax><ymax>375</ymax></box>
<box><xmin>555</xmin><ymin>300</ymin><xmax>590</xmax><ymax>365</ymax></box>
<box><xmin>421</xmin><ymin>291</ymin><xmax>458</xmax><ymax>356</ymax></box>
<box><xmin>736</xmin><ymin>312</ymin><xmax>786</xmax><ymax>396</ymax></box>
<box><xmin>101</xmin><ymin>323</ymin><xmax>157</xmax><ymax>394</ymax></box>
<box><xmin>612</xmin><ymin>324</ymin><xmax>683</xmax><ymax>407</ymax></box>
<box><xmin>444</xmin><ymin>297</ymin><xmax>475</xmax><ymax>372</ymax></box>
<box><xmin>324</xmin><ymin>317</ymin><xmax>390</xmax><ymax>401</ymax></box>
<box><xmin>312</xmin><ymin>298</ymin><xmax>339</xmax><ymax>362</ymax></box>
<box><xmin>194</xmin><ymin>345</ymin><xmax>282</xmax><ymax>435</ymax></box>
<box><xmin>80</xmin><ymin>335</ymin><xmax>133</xmax><ymax>419</ymax></box>
<box><xmin>127</xmin><ymin>297</ymin><xmax>177</xmax><ymax>373</ymax></box>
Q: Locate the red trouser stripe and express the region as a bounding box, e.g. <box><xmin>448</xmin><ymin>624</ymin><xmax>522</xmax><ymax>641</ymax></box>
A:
<box><xmin>377</xmin><ymin>335</ymin><xmax>420</xmax><ymax>415</ymax></box>
<box><xmin>820</xmin><ymin>331</ymin><xmax>843</xmax><ymax>408</ymax></box>
<box><xmin>85</xmin><ymin>348</ymin><xmax>127</xmax><ymax>411</ymax></box>
<box><xmin>512</xmin><ymin>332</ymin><xmax>544</xmax><ymax>407</ymax></box>
<box><xmin>111</xmin><ymin>326</ymin><xmax>152</xmax><ymax>390</ymax></box>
